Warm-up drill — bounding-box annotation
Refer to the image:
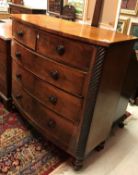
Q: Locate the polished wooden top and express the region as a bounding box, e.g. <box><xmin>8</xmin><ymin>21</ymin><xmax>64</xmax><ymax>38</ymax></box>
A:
<box><xmin>11</xmin><ymin>14</ymin><xmax>137</xmax><ymax>46</ymax></box>
<box><xmin>0</xmin><ymin>19</ymin><xmax>12</xmax><ymax>41</ymax></box>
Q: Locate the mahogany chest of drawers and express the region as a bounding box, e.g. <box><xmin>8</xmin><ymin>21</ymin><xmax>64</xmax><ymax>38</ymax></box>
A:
<box><xmin>0</xmin><ymin>20</ymin><xmax>12</xmax><ymax>109</ymax></box>
<box><xmin>9</xmin><ymin>3</ymin><xmax>46</xmax><ymax>14</ymax></box>
<box><xmin>11</xmin><ymin>14</ymin><xmax>137</xmax><ymax>169</ymax></box>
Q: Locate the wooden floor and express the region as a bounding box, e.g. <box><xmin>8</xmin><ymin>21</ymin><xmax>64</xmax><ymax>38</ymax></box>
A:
<box><xmin>50</xmin><ymin>104</ymin><xmax>138</xmax><ymax>175</ymax></box>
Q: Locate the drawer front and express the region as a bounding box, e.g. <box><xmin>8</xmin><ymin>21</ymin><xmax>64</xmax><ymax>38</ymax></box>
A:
<box><xmin>12</xmin><ymin>20</ymin><xmax>36</xmax><ymax>50</ymax></box>
<box><xmin>10</xmin><ymin>9</ymin><xmax>31</xmax><ymax>14</ymax></box>
<box><xmin>10</xmin><ymin>6</ymin><xmax>31</xmax><ymax>14</ymax></box>
<box><xmin>12</xmin><ymin>40</ymin><xmax>86</xmax><ymax>96</ymax></box>
<box><xmin>0</xmin><ymin>57</ymin><xmax>6</xmax><ymax>76</ymax></box>
<box><xmin>0</xmin><ymin>40</ymin><xmax>6</xmax><ymax>94</ymax></box>
<box><xmin>0</xmin><ymin>39</ymin><xmax>7</xmax><ymax>73</ymax></box>
<box><xmin>37</xmin><ymin>31</ymin><xmax>95</xmax><ymax>71</ymax></box>
<box><xmin>13</xmin><ymin>61</ymin><xmax>82</xmax><ymax>123</ymax></box>
<box><xmin>12</xmin><ymin>84</ymin><xmax>77</xmax><ymax>149</ymax></box>
<box><xmin>10</xmin><ymin>8</ymin><xmax>21</xmax><ymax>14</ymax></box>
<box><xmin>0</xmin><ymin>76</ymin><xmax>6</xmax><ymax>96</ymax></box>
<box><xmin>0</xmin><ymin>39</ymin><xmax>11</xmax><ymax>97</ymax></box>
<box><xmin>0</xmin><ymin>39</ymin><xmax>7</xmax><ymax>53</ymax></box>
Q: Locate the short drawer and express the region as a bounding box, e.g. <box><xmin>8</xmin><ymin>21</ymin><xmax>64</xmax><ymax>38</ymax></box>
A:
<box><xmin>12</xmin><ymin>20</ymin><xmax>37</xmax><ymax>50</ymax></box>
<box><xmin>36</xmin><ymin>31</ymin><xmax>95</xmax><ymax>71</ymax></box>
<box><xmin>12</xmin><ymin>84</ymin><xmax>77</xmax><ymax>149</ymax></box>
<box><xmin>12</xmin><ymin>40</ymin><xmax>86</xmax><ymax>96</ymax></box>
<box><xmin>13</xmin><ymin>61</ymin><xmax>82</xmax><ymax>123</ymax></box>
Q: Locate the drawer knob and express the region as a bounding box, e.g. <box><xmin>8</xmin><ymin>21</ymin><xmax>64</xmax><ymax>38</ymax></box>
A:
<box><xmin>15</xmin><ymin>52</ymin><xmax>21</xmax><ymax>59</ymax></box>
<box><xmin>56</xmin><ymin>45</ymin><xmax>65</xmax><ymax>55</ymax></box>
<box><xmin>47</xmin><ymin>119</ymin><xmax>56</xmax><ymax>129</ymax></box>
<box><xmin>50</xmin><ymin>71</ymin><xmax>59</xmax><ymax>80</ymax></box>
<box><xmin>15</xmin><ymin>95</ymin><xmax>22</xmax><ymax>100</ymax></box>
<box><xmin>48</xmin><ymin>96</ymin><xmax>57</xmax><ymax>105</ymax></box>
<box><xmin>17</xmin><ymin>31</ymin><xmax>24</xmax><ymax>37</ymax></box>
<box><xmin>16</xmin><ymin>74</ymin><xmax>22</xmax><ymax>80</ymax></box>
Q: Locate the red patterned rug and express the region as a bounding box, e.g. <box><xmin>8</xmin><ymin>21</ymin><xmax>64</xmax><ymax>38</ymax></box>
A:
<box><xmin>0</xmin><ymin>104</ymin><xmax>66</xmax><ymax>174</ymax></box>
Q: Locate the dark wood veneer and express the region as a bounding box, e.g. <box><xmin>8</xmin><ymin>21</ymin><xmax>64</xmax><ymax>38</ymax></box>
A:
<box><xmin>0</xmin><ymin>20</ymin><xmax>12</xmax><ymax>109</ymax></box>
<box><xmin>12</xmin><ymin>85</ymin><xmax>77</xmax><ymax>153</ymax></box>
<box><xmin>12</xmin><ymin>40</ymin><xmax>86</xmax><ymax>96</ymax></box>
<box><xmin>11</xmin><ymin>14</ymin><xmax>136</xmax><ymax>46</ymax></box>
<box><xmin>12</xmin><ymin>60</ymin><xmax>83</xmax><ymax>123</ymax></box>
<box><xmin>9</xmin><ymin>3</ymin><xmax>46</xmax><ymax>14</ymax></box>
<box><xmin>37</xmin><ymin>31</ymin><xmax>96</xmax><ymax>71</ymax></box>
<box><xmin>12</xmin><ymin>20</ymin><xmax>37</xmax><ymax>50</ymax></box>
<box><xmin>11</xmin><ymin>14</ymin><xmax>138</xmax><ymax>169</ymax></box>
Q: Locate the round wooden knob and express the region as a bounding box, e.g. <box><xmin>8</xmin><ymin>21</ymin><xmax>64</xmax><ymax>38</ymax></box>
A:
<box><xmin>50</xmin><ymin>71</ymin><xmax>59</xmax><ymax>80</ymax></box>
<box><xmin>17</xmin><ymin>31</ymin><xmax>24</xmax><ymax>37</ymax></box>
<box><xmin>16</xmin><ymin>74</ymin><xmax>22</xmax><ymax>80</ymax></box>
<box><xmin>15</xmin><ymin>52</ymin><xmax>21</xmax><ymax>59</ymax></box>
<box><xmin>47</xmin><ymin>119</ymin><xmax>56</xmax><ymax>129</ymax></box>
<box><xmin>48</xmin><ymin>96</ymin><xmax>57</xmax><ymax>105</ymax></box>
<box><xmin>15</xmin><ymin>95</ymin><xmax>22</xmax><ymax>100</ymax></box>
<box><xmin>56</xmin><ymin>45</ymin><xmax>65</xmax><ymax>55</ymax></box>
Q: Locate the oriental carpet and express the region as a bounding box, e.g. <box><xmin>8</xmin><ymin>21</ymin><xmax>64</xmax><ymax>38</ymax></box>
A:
<box><xmin>0</xmin><ymin>104</ymin><xmax>66</xmax><ymax>175</ymax></box>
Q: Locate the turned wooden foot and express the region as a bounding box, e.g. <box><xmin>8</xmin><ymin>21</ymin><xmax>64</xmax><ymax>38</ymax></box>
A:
<box><xmin>5</xmin><ymin>99</ymin><xmax>12</xmax><ymax>111</ymax></box>
<box><xmin>117</xmin><ymin>113</ymin><xmax>128</xmax><ymax>129</ymax></box>
<box><xmin>0</xmin><ymin>96</ymin><xmax>12</xmax><ymax>111</ymax></box>
<box><xmin>73</xmin><ymin>159</ymin><xmax>83</xmax><ymax>171</ymax></box>
<box><xmin>11</xmin><ymin>103</ymin><xmax>18</xmax><ymax>112</ymax></box>
<box><xmin>95</xmin><ymin>141</ymin><xmax>105</xmax><ymax>152</ymax></box>
<box><xmin>118</xmin><ymin>121</ymin><xmax>125</xmax><ymax>128</ymax></box>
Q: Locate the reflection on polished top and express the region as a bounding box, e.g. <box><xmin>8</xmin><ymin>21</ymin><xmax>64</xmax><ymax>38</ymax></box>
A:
<box><xmin>11</xmin><ymin>14</ymin><xmax>137</xmax><ymax>46</ymax></box>
<box><xmin>0</xmin><ymin>19</ymin><xmax>12</xmax><ymax>40</ymax></box>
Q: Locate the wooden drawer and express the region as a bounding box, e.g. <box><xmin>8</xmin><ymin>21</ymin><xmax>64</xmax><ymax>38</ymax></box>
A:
<box><xmin>11</xmin><ymin>9</ymin><xmax>31</xmax><ymax>14</ymax></box>
<box><xmin>37</xmin><ymin>31</ymin><xmax>95</xmax><ymax>71</ymax></box>
<box><xmin>12</xmin><ymin>20</ymin><xmax>36</xmax><ymax>50</ymax></box>
<box><xmin>0</xmin><ymin>40</ymin><xmax>8</xmax><ymax>97</ymax></box>
<box><xmin>0</xmin><ymin>65</ymin><xmax>6</xmax><ymax>95</ymax></box>
<box><xmin>0</xmin><ymin>76</ymin><xmax>6</xmax><ymax>95</ymax></box>
<box><xmin>10</xmin><ymin>6</ymin><xmax>31</xmax><ymax>14</ymax></box>
<box><xmin>0</xmin><ymin>59</ymin><xmax>6</xmax><ymax>76</ymax></box>
<box><xmin>10</xmin><ymin>9</ymin><xmax>20</xmax><ymax>14</ymax></box>
<box><xmin>13</xmin><ymin>61</ymin><xmax>83</xmax><ymax>123</ymax></box>
<box><xmin>12</xmin><ymin>40</ymin><xmax>86</xmax><ymax>96</ymax></box>
<box><xmin>12</xmin><ymin>84</ymin><xmax>77</xmax><ymax>149</ymax></box>
<box><xmin>0</xmin><ymin>39</ymin><xmax>7</xmax><ymax>53</ymax></box>
<box><xmin>0</xmin><ymin>40</ymin><xmax>7</xmax><ymax>73</ymax></box>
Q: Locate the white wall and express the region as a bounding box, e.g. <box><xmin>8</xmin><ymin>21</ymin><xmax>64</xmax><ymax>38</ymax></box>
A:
<box><xmin>119</xmin><ymin>13</ymin><xmax>138</xmax><ymax>35</ymax></box>
<box><xmin>81</xmin><ymin>0</ymin><xmax>122</xmax><ymax>30</ymax></box>
<box><xmin>99</xmin><ymin>0</ymin><xmax>122</xmax><ymax>31</ymax></box>
<box><xmin>83</xmin><ymin>0</ymin><xmax>96</xmax><ymax>23</ymax></box>
<box><xmin>22</xmin><ymin>0</ymin><xmax>121</xmax><ymax>31</ymax></box>
<box><xmin>23</xmin><ymin>0</ymin><xmax>47</xmax><ymax>9</ymax></box>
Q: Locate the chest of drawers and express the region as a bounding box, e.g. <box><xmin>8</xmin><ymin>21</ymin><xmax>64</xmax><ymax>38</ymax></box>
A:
<box><xmin>0</xmin><ymin>20</ymin><xmax>12</xmax><ymax>109</ymax></box>
<box><xmin>9</xmin><ymin>3</ymin><xmax>46</xmax><ymax>14</ymax></box>
<box><xmin>11</xmin><ymin>14</ymin><xmax>137</xmax><ymax>169</ymax></box>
